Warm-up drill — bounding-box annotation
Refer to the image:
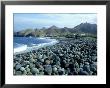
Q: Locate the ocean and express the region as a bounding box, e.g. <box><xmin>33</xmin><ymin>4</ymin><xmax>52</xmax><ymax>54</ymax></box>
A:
<box><xmin>14</xmin><ymin>37</ymin><xmax>58</xmax><ymax>54</ymax></box>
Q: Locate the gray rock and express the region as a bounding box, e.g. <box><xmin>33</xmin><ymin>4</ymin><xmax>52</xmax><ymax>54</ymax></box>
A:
<box><xmin>59</xmin><ymin>54</ymin><xmax>63</xmax><ymax>57</ymax></box>
<box><xmin>50</xmin><ymin>60</ymin><xmax>53</xmax><ymax>64</ymax></box>
<box><xmin>58</xmin><ymin>68</ymin><xmax>65</xmax><ymax>75</ymax></box>
<box><xmin>29</xmin><ymin>58</ymin><xmax>35</xmax><ymax>63</ymax></box>
<box><xmin>83</xmin><ymin>65</ymin><xmax>90</xmax><ymax>72</ymax></box>
<box><xmin>15</xmin><ymin>71</ymin><xmax>22</xmax><ymax>75</ymax></box>
<box><xmin>45</xmin><ymin>60</ymin><xmax>50</xmax><ymax>65</ymax></box>
<box><xmin>90</xmin><ymin>64</ymin><xmax>97</xmax><ymax>72</ymax></box>
<box><xmin>91</xmin><ymin>56</ymin><xmax>97</xmax><ymax>61</ymax></box>
<box><xmin>26</xmin><ymin>65</ymin><xmax>30</xmax><ymax>68</ymax></box>
<box><xmin>53</xmin><ymin>67</ymin><xmax>57</xmax><ymax>72</ymax></box>
<box><xmin>42</xmin><ymin>54</ymin><xmax>47</xmax><ymax>59</ymax></box>
<box><xmin>84</xmin><ymin>62</ymin><xmax>89</xmax><ymax>65</ymax></box>
<box><xmin>27</xmin><ymin>72</ymin><xmax>32</xmax><ymax>75</ymax></box>
<box><xmin>29</xmin><ymin>63</ymin><xmax>35</xmax><ymax>68</ymax></box>
<box><xmin>20</xmin><ymin>67</ymin><xmax>25</xmax><ymax>71</ymax></box>
<box><xmin>44</xmin><ymin>65</ymin><xmax>52</xmax><ymax>75</ymax></box>
<box><xmin>56</xmin><ymin>56</ymin><xmax>60</xmax><ymax>61</ymax></box>
<box><xmin>39</xmin><ymin>72</ymin><xmax>44</xmax><ymax>75</ymax></box>
<box><xmin>15</xmin><ymin>64</ymin><xmax>21</xmax><ymax>70</ymax></box>
<box><xmin>89</xmin><ymin>71</ymin><xmax>93</xmax><ymax>75</ymax></box>
<box><xmin>23</xmin><ymin>70</ymin><xmax>27</xmax><ymax>75</ymax></box>
<box><xmin>35</xmin><ymin>62</ymin><xmax>41</xmax><ymax>68</ymax></box>
<box><xmin>26</xmin><ymin>68</ymin><xmax>30</xmax><ymax>72</ymax></box>
<box><xmin>40</xmin><ymin>59</ymin><xmax>44</xmax><ymax>63</ymax></box>
<box><xmin>56</xmin><ymin>61</ymin><xmax>60</xmax><ymax>66</ymax></box>
<box><xmin>65</xmin><ymin>63</ymin><xmax>69</xmax><ymax>68</ymax></box>
<box><xmin>24</xmin><ymin>61</ymin><xmax>30</xmax><ymax>64</ymax></box>
<box><xmin>32</xmin><ymin>53</ymin><xmax>37</xmax><ymax>59</ymax></box>
<box><xmin>74</xmin><ymin>62</ymin><xmax>79</xmax><ymax>68</ymax></box>
<box><xmin>80</xmin><ymin>63</ymin><xmax>84</xmax><ymax>68</ymax></box>
<box><xmin>38</xmin><ymin>54</ymin><xmax>43</xmax><ymax>59</ymax></box>
<box><xmin>39</xmin><ymin>66</ymin><xmax>44</xmax><ymax>72</ymax></box>
<box><xmin>31</xmin><ymin>68</ymin><xmax>39</xmax><ymax>74</ymax></box>
<box><xmin>79</xmin><ymin>69</ymin><xmax>89</xmax><ymax>75</ymax></box>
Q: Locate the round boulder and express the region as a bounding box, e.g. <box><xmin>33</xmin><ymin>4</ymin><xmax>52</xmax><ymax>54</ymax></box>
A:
<box><xmin>31</xmin><ymin>68</ymin><xmax>39</xmax><ymax>75</ymax></box>
<box><xmin>15</xmin><ymin>64</ymin><xmax>21</xmax><ymax>71</ymax></box>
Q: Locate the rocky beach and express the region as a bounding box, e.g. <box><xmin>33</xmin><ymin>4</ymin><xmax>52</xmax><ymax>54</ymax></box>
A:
<box><xmin>13</xmin><ymin>36</ymin><xmax>97</xmax><ymax>75</ymax></box>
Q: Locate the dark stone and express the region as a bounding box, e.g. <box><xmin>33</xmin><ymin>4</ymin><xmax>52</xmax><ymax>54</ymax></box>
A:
<box><xmin>44</xmin><ymin>65</ymin><xmax>52</xmax><ymax>75</ymax></box>
<box><xmin>83</xmin><ymin>65</ymin><xmax>90</xmax><ymax>72</ymax></box>
<box><xmin>69</xmin><ymin>63</ymin><xmax>74</xmax><ymax>71</ymax></box>
<box><xmin>91</xmin><ymin>56</ymin><xmax>97</xmax><ymax>61</ymax></box>
<box><xmin>58</xmin><ymin>68</ymin><xmax>65</xmax><ymax>75</ymax></box>
<box><xmin>79</xmin><ymin>69</ymin><xmax>89</xmax><ymax>75</ymax></box>
<box><xmin>90</xmin><ymin>64</ymin><xmax>97</xmax><ymax>72</ymax></box>
<box><xmin>35</xmin><ymin>62</ymin><xmax>41</xmax><ymax>68</ymax></box>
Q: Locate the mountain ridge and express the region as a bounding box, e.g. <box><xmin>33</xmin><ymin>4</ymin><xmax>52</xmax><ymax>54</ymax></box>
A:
<box><xmin>14</xmin><ymin>23</ymin><xmax>97</xmax><ymax>37</ymax></box>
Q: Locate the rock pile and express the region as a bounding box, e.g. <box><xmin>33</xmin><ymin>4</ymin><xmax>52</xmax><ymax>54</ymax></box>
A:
<box><xmin>14</xmin><ymin>37</ymin><xmax>97</xmax><ymax>75</ymax></box>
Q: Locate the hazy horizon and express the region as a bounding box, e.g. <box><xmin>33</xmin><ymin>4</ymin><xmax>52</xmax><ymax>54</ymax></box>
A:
<box><xmin>14</xmin><ymin>13</ymin><xmax>97</xmax><ymax>32</ymax></box>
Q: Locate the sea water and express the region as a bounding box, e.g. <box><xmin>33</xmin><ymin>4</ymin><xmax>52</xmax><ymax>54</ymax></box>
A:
<box><xmin>14</xmin><ymin>37</ymin><xmax>58</xmax><ymax>54</ymax></box>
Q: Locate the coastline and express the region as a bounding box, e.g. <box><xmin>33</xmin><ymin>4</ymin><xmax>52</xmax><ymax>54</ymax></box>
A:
<box><xmin>13</xmin><ymin>37</ymin><xmax>97</xmax><ymax>75</ymax></box>
<box><xmin>14</xmin><ymin>37</ymin><xmax>59</xmax><ymax>54</ymax></box>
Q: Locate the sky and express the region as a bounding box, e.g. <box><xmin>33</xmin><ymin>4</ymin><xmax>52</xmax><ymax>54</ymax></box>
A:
<box><xmin>14</xmin><ymin>13</ymin><xmax>97</xmax><ymax>32</ymax></box>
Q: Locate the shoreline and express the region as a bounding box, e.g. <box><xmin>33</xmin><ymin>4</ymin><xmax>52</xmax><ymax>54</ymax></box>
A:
<box><xmin>14</xmin><ymin>37</ymin><xmax>59</xmax><ymax>54</ymax></box>
<box><xmin>14</xmin><ymin>37</ymin><xmax>97</xmax><ymax>75</ymax></box>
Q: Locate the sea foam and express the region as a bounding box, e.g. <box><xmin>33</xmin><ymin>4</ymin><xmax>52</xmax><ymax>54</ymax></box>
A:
<box><xmin>14</xmin><ymin>43</ymin><xmax>27</xmax><ymax>53</ymax></box>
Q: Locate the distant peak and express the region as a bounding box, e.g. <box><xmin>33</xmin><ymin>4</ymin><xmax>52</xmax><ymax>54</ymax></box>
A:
<box><xmin>64</xmin><ymin>27</ymin><xmax>68</xmax><ymax>29</ymax></box>
<box><xmin>41</xmin><ymin>27</ymin><xmax>46</xmax><ymax>29</ymax></box>
<box><xmin>49</xmin><ymin>25</ymin><xmax>59</xmax><ymax>29</ymax></box>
